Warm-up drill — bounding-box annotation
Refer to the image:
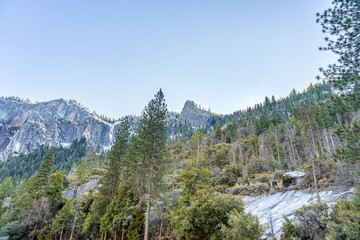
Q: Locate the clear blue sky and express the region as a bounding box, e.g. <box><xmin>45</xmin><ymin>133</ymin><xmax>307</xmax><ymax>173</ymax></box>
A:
<box><xmin>0</xmin><ymin>0</ymin><xmax>336</xmax><ymax>118</ymax></box>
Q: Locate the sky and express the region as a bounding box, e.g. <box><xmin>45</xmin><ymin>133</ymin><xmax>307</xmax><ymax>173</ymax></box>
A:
<box><xmin>0</xmin><ymin>0</ymin><xmax>337</xmax><ymax>118</ymax></box>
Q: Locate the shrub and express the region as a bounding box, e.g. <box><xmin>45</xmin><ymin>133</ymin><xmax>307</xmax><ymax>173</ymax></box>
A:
<box><xmin>229</xmin><ymin>183</ymin><xmax>270</xmax><ymax>196</ymax></box>
<box><xmin>281</xmin><ymin>203</ymin><xmax>330</xmax><ymax>240</ymax></box>
<box><xmin>221</xmin><ymin>209</ymin><xmax>263</xmax><ymax>240</ymax></box>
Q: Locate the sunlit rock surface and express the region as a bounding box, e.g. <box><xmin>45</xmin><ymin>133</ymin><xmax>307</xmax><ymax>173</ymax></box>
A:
<box><xmin>243</xmin><ymin>188</ymin><xmax>353</xmax><ymax>238</ymax></box>
<box><xmin>0</xmin><ymin>98</ymin><xmax>112</xmax><ymax>161</ymax></box>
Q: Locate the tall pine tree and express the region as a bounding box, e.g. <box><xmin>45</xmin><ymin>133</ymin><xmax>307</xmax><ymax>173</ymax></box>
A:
<box><xmin>317</xmin><ymin>0</ymin><xmax>360</xmax><ymax>163</ymax></box>
<box><xmin>136</xmin><ymin>89</ymin><xmax>168</xmax><ymax>240</ymax></box>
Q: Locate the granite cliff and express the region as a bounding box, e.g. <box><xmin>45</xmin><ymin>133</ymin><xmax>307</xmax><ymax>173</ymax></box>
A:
<box><xmin>0</xmin><ymin>98</ymin><xmax>212</xmax><ymax>161</ymax></box>
<box><xmin>179</xmin><ymin>100</ymin><xmax>211</xmax><ymax>128</ymax></box>
<box><xmin>0</xmin><ymin>98</ymin><xmax>112</xmax><ymax>161</ymax></box>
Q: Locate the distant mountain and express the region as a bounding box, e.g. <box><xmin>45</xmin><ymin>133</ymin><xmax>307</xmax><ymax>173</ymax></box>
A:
<box><xmin>0</xmin><ymin>98</ymin><xmax>112</xmax><ymax>161</ymax></box>
<box><xmin>180</xmin><ymin>100</ymin><xmax>211</xmax><ymax>128</ymax></box>
<box><xmin>0</xmin><ymin>97</ymin><xmax>212</xmax><ymax>161</ymax></box>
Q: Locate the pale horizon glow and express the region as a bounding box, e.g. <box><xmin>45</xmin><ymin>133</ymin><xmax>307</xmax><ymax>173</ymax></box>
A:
<box><xmin>0</xmin><ymin>1</ymin><xmax>337</xmax><ymax>118</ymax></box>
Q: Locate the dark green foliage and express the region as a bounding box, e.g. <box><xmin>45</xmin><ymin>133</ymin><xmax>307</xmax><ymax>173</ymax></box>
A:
<box><xmin>281</xmin><ymin>203</ymin><xmax>331</xmax><ymax>240</ymax></box>
<box><xmin>177</xmin><ymin>157</ymin><xmax>211</xmax><ymax>207</ymax></box>
<box><xmin>221</xmin><ymin>209</ymin><xmax>263</xmax><ymax>240</ymax></box>
<box><xmin>83</xmin><ymin>118</ymin><xmax>131</xmax><ymax>238</ymax></box>
<box><xmin>228</xmin><ymin>183</ymin><xmax>270</xmax><ymax>196</ymax></box>
<box><xmin>317</xmin><ymin>0</ymin><xmax>360</xmax><ymax>112</ymax></box>
<box><xmin>327</xmin><ymin>188</ymin><xmax>360</xmax><ymax>240</ymax></box>
<box><xmin>281</xmin><ymin>216</ymin><xmax>302</xmax><ymax>240</ymax></box>
<box><xmin>215</xmin><ymin>163</ymin><xmax>242</xmax><ymax>186</ymax></box>
<box><xmin>171</xmin><ymin>189</ymin><xmax>244</xmax><ymax>240</ymax></box>
<box><xmin>0</xmin><ymin>221</ymin><xmax>30</xmax><ymax>240</ymax></box>
<box><xmin>46</xmin><ymin>171</ymin><xmax>68</xmax><ymax>214</ymax></box>
<box><xmin>0</xmin><ymin>137</ymin><xmax>87</xmax><ymax>184</ymax></box>
<box><xmin>334</xmin><ymin>120</ymin><xmax>360</xmax><ymax>163</ymax></box>
<box><xmin>51</xmin><ymin>190</ymin><xmax>94</xmax><ymax>240</ymax></box>
<box><xmin>0</xmin><ymin>177</ymin><xmax>14</xmax><ymax>203</ymax></box>
<box><xmin>317</xmin><ymin>0</ymin><xmax>360</xmax><ymax>168</ymax></box>
<box><xmin>36</xmin><ymin>147</ymin><xmax>54</xmax><ymax>192</ymax></box>
<box><xmin>100</xmin><ymin>186</ymin><xmax>144</xmax><ymax>239</ymax></box>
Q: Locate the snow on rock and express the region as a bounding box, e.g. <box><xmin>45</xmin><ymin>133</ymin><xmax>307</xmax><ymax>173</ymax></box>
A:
<box><xmin>283</xmin><ymin>171</ymin><xmax>305</xmax><ymax>178</ymax></box>
<box><xmin>0</xmin><ymin>98</ymin><xmax>112</xmax><ymax>161</ymax></box>
<box><xmin>243</xmin><ymin>188</ymin><xmax>353</xmax><ymax>238</ymax></box>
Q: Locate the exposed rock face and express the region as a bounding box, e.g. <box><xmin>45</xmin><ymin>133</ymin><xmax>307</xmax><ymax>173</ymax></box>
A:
<box><xmin>0</xmin><ymin>98</ymin><xmax>113</xmax><ymax>161</ymax></box>
<box><xmin>62</xmin><ymin>178</ymin><xmax>99</xmax><ymax>199</ymax></box>
<box><xmin>243</xmin><ymin>188</ymin><xmax>353</xmax><ymax>238</ymax></box>
<box><xmin>0</xmin><ymin>98</ymin><xmax>212</xmax><ymax>161</ymax></box>
<box><xmin>180</xmin><ymin>100</ymin><xmax>211</xmax><ymax>128</ymax></box>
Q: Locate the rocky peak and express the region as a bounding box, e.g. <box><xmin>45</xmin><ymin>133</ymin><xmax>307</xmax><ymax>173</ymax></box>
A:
<box><xmin>0</xmin><ymin>98</ymin><xmax>215</xmax><ymax>161</ymax></box>
<box><xmin>180</xmin><ymin>100</ymin><xmax>211</xmax><ymax>128</ymax></box>
<box><xmin>0</xmin><ymin>98</ymin><xmax>112</xmax><ymax>161</ymax></box>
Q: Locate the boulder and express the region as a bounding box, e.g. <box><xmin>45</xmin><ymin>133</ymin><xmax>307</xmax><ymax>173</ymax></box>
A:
<box><xmin>62</xmin><ymin>178</ymin><xmax>99</xmax><ymax>199</ymax></box>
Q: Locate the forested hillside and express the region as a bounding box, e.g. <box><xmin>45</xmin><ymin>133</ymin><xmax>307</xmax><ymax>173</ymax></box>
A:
<box><xmin>0</xmin><ymin>0</ymin><xmax>359</xmax><ymax>239</ymax></box>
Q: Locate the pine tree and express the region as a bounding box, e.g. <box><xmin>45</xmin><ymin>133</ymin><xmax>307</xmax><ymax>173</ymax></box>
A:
<box><xmin>35</xmin><ymin>147</ymin><xmax>54</xmax><ymax>197</ymax></box>
<box><xmin>136</xmin><ymin>89</ymin><xmax>168</xmax><ymax>240</ymax></box>
<box><xmin>83</xmin><ymin>118</ymin><xmax>130</xmax><ymax>239</ymax></box>
<box><xmin>0</xmin><ymin>177</ymin><xmax>14</xmax><ymax>203</ymax></box>
<box><xmin>317</xmin><ymin>0</ymin><xmax>360</xmax><ymax>164</ymax></box>
<box><xmin>299</xmin><ymin>100</ymin><xmax>321</xmax><ymax>202</ymax></box>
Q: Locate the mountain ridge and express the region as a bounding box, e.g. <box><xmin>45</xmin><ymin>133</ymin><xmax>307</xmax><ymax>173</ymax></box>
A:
<box><xmin>0</xmin><ymin>97</ymin><xmax>211</xmax><ymax>161</ymax></box>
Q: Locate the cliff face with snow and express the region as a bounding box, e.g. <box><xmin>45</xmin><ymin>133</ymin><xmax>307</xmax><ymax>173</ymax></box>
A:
<box><xmin>0</xmin><ymin>98</ymin><xmax>113</xmax><ymax>161</ymax></box>
<box><xmin>0</xmin><ymin>98</ymin><xmax>210</xmax><ymax>161</ymax></box>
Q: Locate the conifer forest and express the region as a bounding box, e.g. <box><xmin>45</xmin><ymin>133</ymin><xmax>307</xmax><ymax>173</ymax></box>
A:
<box><xmin>0</xmin><ymin>1</ymin><xmax>359</xmax><ymax>239</ymax></box>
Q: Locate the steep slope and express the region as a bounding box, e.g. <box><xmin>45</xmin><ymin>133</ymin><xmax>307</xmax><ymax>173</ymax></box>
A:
<box><xmin>0</xmin><ymin>98</ymin><xmax>111</xmax><ymax>161</ymax></box>
<box><xmin>243</xmin><ymin>188</ymin><xmax>354</xmax><ymax>238</ymax></box>
<box><xmin>180</xmin><ymin>100</ymin><xmax>211</xmax><ymax>128</ymax></box>
<box><xmin>0</xmin><ymin>98</ymin><xmax>211</xmax><ymax>161</ymax></box>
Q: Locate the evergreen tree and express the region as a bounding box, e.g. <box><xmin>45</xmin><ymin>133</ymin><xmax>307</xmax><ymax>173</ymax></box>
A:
<box><xmin>172</xmin><ymin>189</ymin><xmax>244</xmax><ymax>240</ymax></box>
<box><xmin>299</xmin><ymin>100</ymin><xmax>321</xmax><ymax>202</ymax></box>
<box><xmin>35</xmin><ymin>147</ymin><xmax>54</xmax><ymax>195</ymax></box>
<box><xmin>136</xmin><ymin>89</ymin><xmax>168</xmax><ymax>240</ymax></box>
<box><xmin>83</xmin><ymin>117</ymin><xmax>130</xmax><ymax>239</ymax></box>
<box><xmin>317</xmin><ymin>0</ymin><xmax>360</xmax><ymax>111</ymax></box>
<box><xmin>327</xmin><ymin>189</ymin><xmax>360</xmax><ymax>240</ymax></box>
<box><xmin>0</xmin><ymin>177</ymin><xmax>14</xmax><ymax>203</ymax></box>
<box><xmin>317</xmin><ymin>0</ymin><xmax>360</xmax><ymax>165</ymax></box>
<box><xmin>221</xmin><ymin>209</ymin><xmax>263</xmax><ymax>240</ymax></box>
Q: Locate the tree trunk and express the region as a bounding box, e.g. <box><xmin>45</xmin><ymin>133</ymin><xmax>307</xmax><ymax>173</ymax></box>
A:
<box><xmin>329</xmin><ymin>133</ymin><xmax>336</xmax><ymax>153</ymax></box>
<box><xmin>138</xmin><ymin>168</ymin><xmax>145</xmax><ymax>207</ymax></box>
<box><xmin>159</xmin><ymin>214</ymin><xmax>164</xmax><ymax>240</ymax></box>
<box><xmin>274</xmin><ymin>131</ymin><xmax>281</xmax><ymax>163</ymax></box>
<box><xmin>238</xmin><ymin>143</ymin><xmax>243</xmax><ymax>165</ymax></box>
<box><xmin>144</xmin><ymin>183</ymin><xmax>152</xmax><ymax>240</ymax></box>
<box><xmin>306</xmin><ymin>109</ymin><xmax>321</xmax><ymax>203</ymax></box>
<box><xmin>323</xmin><ymin>129</ymin><xmax>331</xmax><ymax>154</ymax></box>
<box><xmin>288</xmin><ymin>134</ymin><xmax>296</xmax><ymax>165</ymax></box>
<box><xmin>69</xmin><ymin>208</ymin><xmax>78</xmax><ymax>240</ymax></box>
<box><xmin>121</xmin><ymin>224</ymin><xmax>125</xmax><ymax>240</ymax></box>
<box><xmin>59</xmin><ymin>225</ymin><xmax>64</xmax><ymax>240</ymax></box>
